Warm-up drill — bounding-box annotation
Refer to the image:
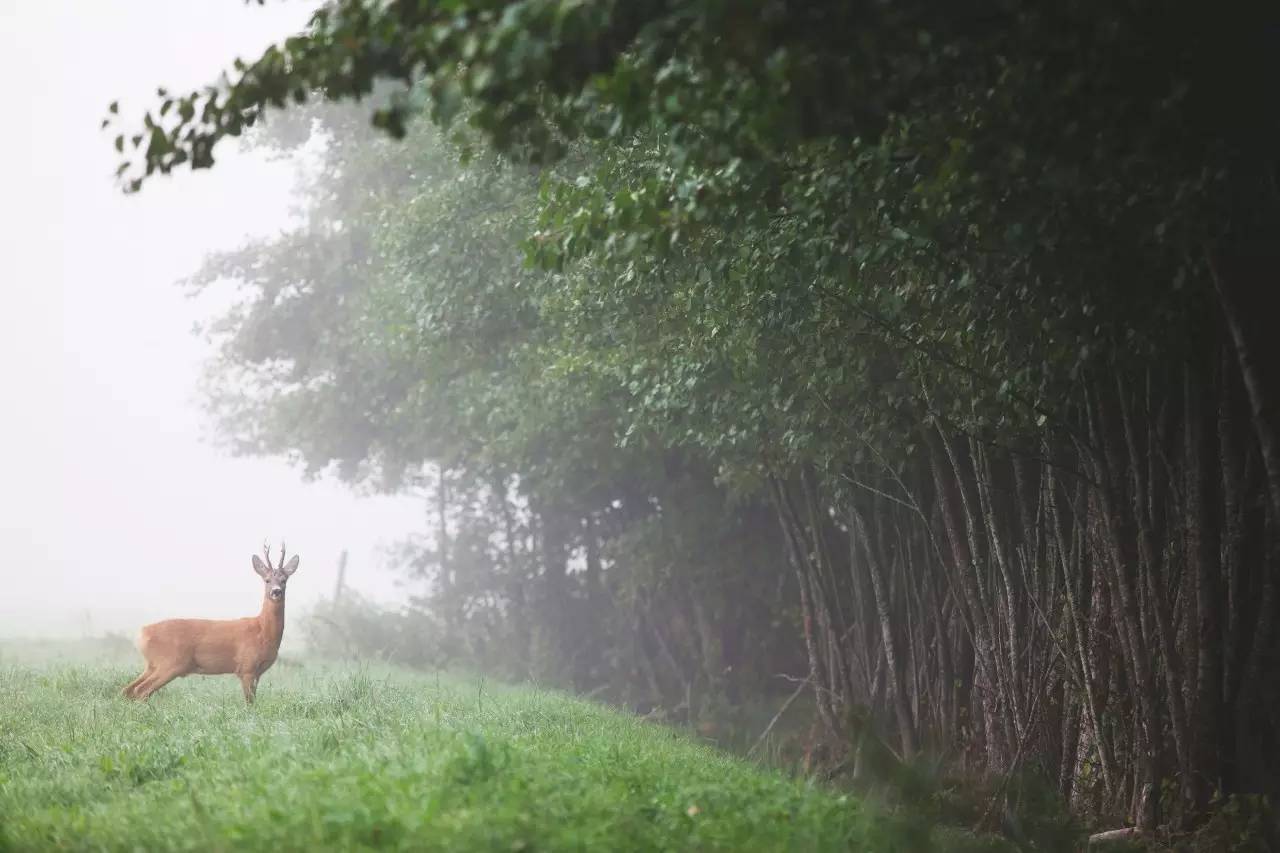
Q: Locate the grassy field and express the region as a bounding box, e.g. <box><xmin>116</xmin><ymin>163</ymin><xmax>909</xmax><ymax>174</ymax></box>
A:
<box><xmin>0</xmin><ymin>655</ymin><xmax>1004</xmax><ymax>852</ymax></box>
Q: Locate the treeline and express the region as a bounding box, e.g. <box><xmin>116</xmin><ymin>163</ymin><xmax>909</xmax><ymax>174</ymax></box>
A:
<box><xmin>130</xmin><ymin>0</ymin><xmax>1279</xmax><ymax>834</ymax></box>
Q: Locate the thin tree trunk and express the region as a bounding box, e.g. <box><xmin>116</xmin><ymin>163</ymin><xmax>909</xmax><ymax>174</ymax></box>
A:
<box><xmin>1187</xmin><ymin>362</ymin><xmax>1224</xmax><ymax>811</ymax></box>
<box><xmin>1209</xmin><ymin>250</ymin><xmax>1280</xmax><ymax>523</ymax></box>
<box><xmin>1088</xmin><ymin>386</ymin><xmax>1162</xmax><ymax>830</ymax></box>
<box><xmin>1117</xmin><ymin>376</ymin><xmax>1191</xmax><ymax>794</ymax></box>
<box><xmin>852</xmin><ymin>506</ymin><xmax>917</xmax><ymax>760</ymax></box>
<box><xmin>770</xmin><ymin>476</ymin><xmax>840</xmax><ymax>738</ymax></box>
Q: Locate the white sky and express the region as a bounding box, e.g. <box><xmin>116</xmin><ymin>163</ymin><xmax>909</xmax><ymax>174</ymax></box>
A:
<box><xmin>0</xmin><ymin>1</ymin><xmax>425</xmax><ymax>639</ymax></box>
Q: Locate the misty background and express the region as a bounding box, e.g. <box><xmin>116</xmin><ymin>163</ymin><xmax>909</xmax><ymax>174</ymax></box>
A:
<box><xmin>0</xmin><ymin>1</ymin><xmax>421</xmax><ymax>638</ymax></box>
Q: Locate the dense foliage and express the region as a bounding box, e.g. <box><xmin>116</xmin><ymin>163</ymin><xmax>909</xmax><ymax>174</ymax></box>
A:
<box><xmin>119</xmin><ymin>0</ymin><xmax>1280</xmax><ymax>839</ymax></box>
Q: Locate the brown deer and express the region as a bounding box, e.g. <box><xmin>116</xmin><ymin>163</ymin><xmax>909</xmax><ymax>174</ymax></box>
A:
<box><xmin>122</xmin><ymin>542</ymin><xmax>300</xmax><ymax>703</ymax></box>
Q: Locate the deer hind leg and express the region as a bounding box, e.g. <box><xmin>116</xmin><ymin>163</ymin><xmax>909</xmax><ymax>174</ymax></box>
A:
<box><xmin>238</xmin><ymin>672</ymin><xmax>258</xmax><ymax>705</ymax></box>
<box><xmin>122</xmin><ymin>665</ymin><xmax>155</xmax><ymax>699</ymax></box>
<box><xmin>134</xmin><ymin>666</ymin><xmax>185</xmax><ymax>701</ymax></box>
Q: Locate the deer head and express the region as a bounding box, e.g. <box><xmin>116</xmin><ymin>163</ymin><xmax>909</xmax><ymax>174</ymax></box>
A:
<box><xmin>251</xmin><ymin>540</ymin><xmax>300</xmax><ymax>601</ymax></box>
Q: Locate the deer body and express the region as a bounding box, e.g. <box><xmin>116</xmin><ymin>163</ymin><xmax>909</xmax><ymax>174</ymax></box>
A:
<box><xmin>123</xmin><ymin>543</ymin><xmax>299</xmax><ymax>703</ymax></box>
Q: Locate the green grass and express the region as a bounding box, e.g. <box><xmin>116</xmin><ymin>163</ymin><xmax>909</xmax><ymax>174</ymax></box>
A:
<box><xmin>0</xmin><ymin>660</ymin><xmax>949</xmax><ymax>851</ymax></box>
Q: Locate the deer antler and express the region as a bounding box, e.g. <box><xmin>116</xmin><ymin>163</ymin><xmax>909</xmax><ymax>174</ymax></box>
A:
<box><xmin>278</xmin><ymin>540</ymin><xmax>287</xmax><ymax>570</ymax></box>
<box><xmin>262</xmin><ymin>540</ymin><xmax>275</xmax><ymax>571</ymax></box>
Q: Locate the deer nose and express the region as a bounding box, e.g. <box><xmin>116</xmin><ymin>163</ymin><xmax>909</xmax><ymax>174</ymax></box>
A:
<box><xmin>270</xmin><ymin>587</ymin><xmax>283</xmax><ymax>599</ymax></box>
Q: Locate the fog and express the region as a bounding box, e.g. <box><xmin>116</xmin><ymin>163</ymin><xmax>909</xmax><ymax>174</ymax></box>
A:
<box><xmin>0</xmin><ymin>1</ymin><xmax>423</xmax><ymax>639</ymax></box>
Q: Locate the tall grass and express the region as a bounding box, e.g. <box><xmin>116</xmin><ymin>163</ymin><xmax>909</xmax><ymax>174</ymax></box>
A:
<box><xmin>0</xmin><ymin>661</ymin><xmax>949</xmax><ymax>851</ymax></box>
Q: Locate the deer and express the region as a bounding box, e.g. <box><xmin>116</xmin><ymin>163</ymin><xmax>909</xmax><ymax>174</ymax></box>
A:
<box><xmin>122</xmin><ymin>542</ymin><xmax>300</xmax><ymax>704</ymax></box>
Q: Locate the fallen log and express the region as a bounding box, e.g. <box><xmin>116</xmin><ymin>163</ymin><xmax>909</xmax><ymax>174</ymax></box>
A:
<box><xmin>1088</xmin><ymin>827</ymin><xmax>1143</xmax><ymax>847</ymax></box>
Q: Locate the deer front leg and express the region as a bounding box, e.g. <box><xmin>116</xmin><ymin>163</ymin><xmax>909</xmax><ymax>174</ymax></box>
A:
<box><xmin>239</xmin><ymin>671</ymin><xmax>257</xmax><ymax>704</ymax></box>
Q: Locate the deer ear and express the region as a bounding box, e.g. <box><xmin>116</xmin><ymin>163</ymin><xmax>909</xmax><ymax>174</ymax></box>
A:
<box><xmin>252</xmin><ymin>555</ymin><xmax>270</xmax><ymax>578</ymax></box>
<box><xmin>282</xmin><ymin>555</ymin><xmax>300</xmax><ymax>576</ymax></box>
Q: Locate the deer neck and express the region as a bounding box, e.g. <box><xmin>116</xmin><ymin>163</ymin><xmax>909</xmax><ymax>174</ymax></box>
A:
<box><xmin>257</xmin><ymin>596</ymin><xmax>286</xmax><ymax>650</ymax></box>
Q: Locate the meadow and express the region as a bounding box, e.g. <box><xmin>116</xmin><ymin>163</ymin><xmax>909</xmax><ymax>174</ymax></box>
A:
<box><xmin>0</xmin><ymin>648</ymin><xmax>1010</xmax><ymax>852</ymax></box>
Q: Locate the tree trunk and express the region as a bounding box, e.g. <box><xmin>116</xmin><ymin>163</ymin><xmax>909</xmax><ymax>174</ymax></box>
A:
<box><xmin>1188</xmin><ymin>362</ymin><xmax>1224</xmax><ymax>812</ymax></box>
<box><xmin>1209</xmin><ymin>249</ymin><xmax>1280</xmax><ymax>524</ymax></box>
<box><xmin>852</xmin><ymin>506</ymin><xmax>917</xmax><ymax>761</ymax></box>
